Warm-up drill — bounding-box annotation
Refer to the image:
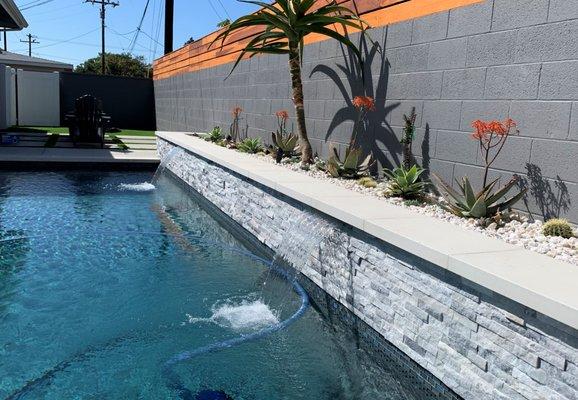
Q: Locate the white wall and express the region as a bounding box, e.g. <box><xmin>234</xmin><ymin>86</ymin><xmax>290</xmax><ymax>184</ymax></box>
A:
<box><xmin>0</xmin><ymin>65</ymin><xmax>16</xmax><ymax>129</ymax></box>
<box><xmin>16</xmin><ymin>70</ymin><xmax>60</xmax><ymax>126</ymax></box>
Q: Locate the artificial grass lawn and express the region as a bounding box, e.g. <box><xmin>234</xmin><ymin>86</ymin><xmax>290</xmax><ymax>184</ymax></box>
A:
<box><xmin>4</xmin><ymin>126</ymin><xmax>156</xmax><ymax>137</ymax></box>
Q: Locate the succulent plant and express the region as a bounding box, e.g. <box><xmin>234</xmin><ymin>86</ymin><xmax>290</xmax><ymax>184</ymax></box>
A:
<box><xmin>432</xmin><ymin>174</ymin><xmax>526</xmax><ymax>219</ymax></box>
<box><xmin>326</xmin><ymin>147</ymin><xmax>373</xmax><ymax>179</ymax></box>
<box><xmin>271</xmin><ymin>131</ymin><xmax>299</xmax><ymax>163</ymax></box>
<box><xmin>357</xmin><ymin>176</ymin><xmax>378</xmax><ymax>188</ymax></box>
<box><xmin>383</xmin><ymin>165</ymin><xmax>427</xmax><ymax>200</ymax></box>
<box><xmin>204</xmin><ymin>126</ymin><xmax>224</xmax><ymax>143</ymax></box>
<box><xmin>542</xmin><ymin>219</ymin><xmax>575</xmax><ymax>239</ymax></box>
<box><xmin>237</xmin><ymin>137</ymin><xmax>263</xmax><ymax>154</ymax></box>
<box><xmin>404</xmin><ymin>199</ymin><xmax>422</xmax><ymax>207</ymax></box>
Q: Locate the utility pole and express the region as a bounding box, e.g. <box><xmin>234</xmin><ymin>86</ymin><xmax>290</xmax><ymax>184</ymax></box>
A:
<box><xmin>164</xmin><ymin>0</ymin><xmax>174</xmax><ymax>54</ymax></box>
<box><xmin>19</xmin><ymin>34</ymin><xmax>39</xmax><ymax>57</ymax></box>
<box><xmin>85</xmin><ymin>0</ymin><xmax>119</xmax><ymax>75</ymax></box>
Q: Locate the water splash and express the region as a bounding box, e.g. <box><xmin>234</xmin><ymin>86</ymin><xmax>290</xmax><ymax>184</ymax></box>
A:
<box><xmin>153</xmin><ymin>146</ymin><xmax>181</xmax><ymax>185</ymax></box>
<box><xmin>184</xmin><ymin>298</ymin><xmax>280</xmax><ymax>332</ymax></box>
<box><xmin>118</xmin><ymin>182</ymin><xmax>156</xmax><ymax>192</ymax></box>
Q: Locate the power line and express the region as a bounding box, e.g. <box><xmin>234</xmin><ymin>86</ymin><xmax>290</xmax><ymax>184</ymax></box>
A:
<box><xmin>19</xmin><ymin>33</ymin><xmax>39</xmax><ymax>56</ymax></box>
<box><xmin>215</xmin><ymin>0</ymin><xmax>231</xmax><ymax>19</ymax></box>
<box><xmin>20</xmin><ymin>0</ymin><xmax>56</xmax><ymax>11</ymax></box>
<box><xmin>206</xmin><ymin>0</ymin><xmax>223</xmax><ymax>21</ymax></box>
<box><xmin>84</xmin><ymin>0</ymin><xmax>120</xmax><ymax>75</ymax></box>
<box><xmin>31</xmin><ymin>28</ymin><xmax>100</xmax><ymax>50</ymax></box>
<box><xmin>128</xmin><ymin>0</ymin><xmax>151</xmax><ymax>53</ymax></box>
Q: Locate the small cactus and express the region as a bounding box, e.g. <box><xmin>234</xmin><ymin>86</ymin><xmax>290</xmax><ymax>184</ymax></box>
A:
<box><xmin>357</xmin><ymin>177</ymin><xmax>377</xmax><ymax>188</ymax></box>
<box><xmin>542</xmin><ymin>219</ymin><xmax>575</xmax><ymax>239</ymax></box>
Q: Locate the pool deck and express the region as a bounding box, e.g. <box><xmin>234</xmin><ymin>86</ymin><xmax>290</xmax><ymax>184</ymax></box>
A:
<box><xmin>0</xmin><ymin>133</ymin><xmax>159</xmax><ymax>166</ymax></box>
<box><xmin>157</xmin><ymin>131</ymin><xmax>578</xmax><ymax>330</ymax></box>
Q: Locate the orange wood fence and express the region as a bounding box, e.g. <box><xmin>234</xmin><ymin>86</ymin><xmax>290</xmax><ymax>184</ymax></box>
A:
<box><xmin>153</xmin><ymin>0</ymin><xmax>483</xmax><ymax>80</ymax></box>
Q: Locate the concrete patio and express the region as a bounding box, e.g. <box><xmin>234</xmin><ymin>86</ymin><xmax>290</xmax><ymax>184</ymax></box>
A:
<box><xmin>0</xmin><ymin>132</ymin><xmax>159</xmax><ymax>165</ymax></box>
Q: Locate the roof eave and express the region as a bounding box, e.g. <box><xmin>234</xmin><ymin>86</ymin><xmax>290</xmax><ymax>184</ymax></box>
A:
<box><xmin>1</xmin><ymin>0</ymin><xmax>28</xmax><ymax>30</ymax></box>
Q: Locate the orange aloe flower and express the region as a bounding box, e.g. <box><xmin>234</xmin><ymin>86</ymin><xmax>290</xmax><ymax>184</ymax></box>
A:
<box><xmin>275</xmin><ymin>110</ymin><xmax>289</xmax><ymax>120</ymax></box>
<box><xmin>352</xmin><ymin>96</ymin><xmax>376</xmax><ymax>111</ymax></box>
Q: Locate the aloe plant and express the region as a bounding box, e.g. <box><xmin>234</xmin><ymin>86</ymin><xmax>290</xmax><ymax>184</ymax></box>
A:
<box><xmin>326</xmin><ymin>147</ymin><xmax>373</xmax><ymax>179</ymax></box>
<box><xmin>237</xmin><ymin>137</ymin><xmax>263</xmax><ymax>154</ymax></box>
<box><xmin>384</xmin><ymin>165</ymin><xmax>426</xmax><ymax>199</ymax></box>
<box><xmin>432</xmin><ymin>174</ymin><xmax>526</xmax><ymax>219</ymax></box>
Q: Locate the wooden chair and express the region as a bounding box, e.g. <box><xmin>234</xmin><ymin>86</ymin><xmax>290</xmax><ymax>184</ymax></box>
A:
<box><xmin>65</xmin><ymin>95</ymin><xmax>111</xmax><ymax>148</ymax></box>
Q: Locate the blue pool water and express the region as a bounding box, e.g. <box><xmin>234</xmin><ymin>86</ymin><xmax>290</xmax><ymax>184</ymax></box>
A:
<box><xmin>0</xmin><ymin>170</ymin><xmax>449</xmax><ymax>399</ymax></box>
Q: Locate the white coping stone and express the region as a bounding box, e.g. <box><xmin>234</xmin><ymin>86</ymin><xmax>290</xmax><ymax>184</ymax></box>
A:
<box><xmin>156</xmin><ymin>131</ymin><xmax>578</xmax><ymax>330</ymax></box>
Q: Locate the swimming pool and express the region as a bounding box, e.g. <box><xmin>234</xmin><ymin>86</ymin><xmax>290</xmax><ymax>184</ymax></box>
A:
<box><xmin>0</xmin><ymin>170</ymin><xmax>452</xmax><ymax>399</ymax></box>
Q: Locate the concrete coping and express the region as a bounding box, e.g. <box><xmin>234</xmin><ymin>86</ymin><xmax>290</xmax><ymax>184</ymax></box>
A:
<box><xmin>157</xmin><ymin>131</ymin><xmax>578</xmax><ymax>330</ymax></box>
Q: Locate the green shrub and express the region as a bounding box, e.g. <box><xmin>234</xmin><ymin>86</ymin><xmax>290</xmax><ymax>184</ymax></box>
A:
<box><xmin>357</xmin><ymin>177</ymin><xmax>377</xmax><ymax>188</ymax></box>
<box><xmin>542</xmin><ymin>219</ymin><xmax>575</xmax><ymax>239</ymax></box>
<box><xmin>237</xmin><ymin>137</ymin><xmax>263</xmax><ymax>154</ymax></box>
<box><xmin>433</xmin><ymin>174</ymin><xmax>526</xmax><ymax>219</ymax></box>
<box><xmin>384</xmin><ymin>165</ymin><xmax>426</xmax><ymax>199</ymax></box>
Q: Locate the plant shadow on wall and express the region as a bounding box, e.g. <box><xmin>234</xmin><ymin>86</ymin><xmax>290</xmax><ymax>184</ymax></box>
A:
<box><xmin>518</xmin><ymin>164</ymin><xmax>570</xmax><ymax>221</ymax></box>
<box><xmin>310</xmin><ymin>36</ymin><xmax>402</xmax><ymax>171</ymax></box>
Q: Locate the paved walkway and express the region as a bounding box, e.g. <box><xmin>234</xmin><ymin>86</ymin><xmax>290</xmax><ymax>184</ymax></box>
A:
<box><xmin>0</xmin><ymin>132</ymin><xmax>159</xmax><ymax>165</ymax></box>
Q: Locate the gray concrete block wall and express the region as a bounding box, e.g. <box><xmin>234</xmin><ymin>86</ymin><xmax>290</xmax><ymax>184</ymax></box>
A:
<box><xmin>158</xmin><ymin>138</ymin><xmax>578</xmax><ymax>400</ymax></box>
<box><xmin>154</xmin><ymin>0</ymin><xmax>578</xmax><ymax>222</ymax></box>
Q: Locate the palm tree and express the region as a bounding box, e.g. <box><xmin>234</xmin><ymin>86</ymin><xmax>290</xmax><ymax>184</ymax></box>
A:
<box><xmin>213</xmin><ymin>0</ymin><xmax>367</xmax><ymax>164</ymax></box>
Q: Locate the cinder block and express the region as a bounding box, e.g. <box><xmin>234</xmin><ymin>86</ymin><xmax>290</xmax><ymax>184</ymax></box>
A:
<box><xmin>539</xmin><ymin>61</ymin><xmax>578</xmax><ymax>100</ymax></box>
<box><xmin>485</xmin><ymin>64</ymin><xmax>541</xmax><ymax>100</ymax></box>
<box><xmin>479</xmin><ymin>136</ymin><xmax>532</xmax><ymax>174</ymax></box>
<box><xmin>530</xmin><ymin>139</ymin><xmax>578</xmax><ymax>182</ymax></box>
<box><xmin>435</xmin><ymin>130</ymin><xmax>479</xmax><ymax>164</ymax></box>
<box><xmin>426</xmin><ymin>159</ymin><xmax>455</xmax><ymax>183</ymax></box>
<box><xmin>448</xmin><ymin>1</ymin><xmax>493</xmax><ymax>38</ymax></box>
<box><xmin>385</xmin><ymin>20</ymin><xmax>413</xmax><ymax>49</ymax></box>
<box><xmin>492</xmin><ymin>0</ymin><xmax>549</xmax><ymax>31</ymax></box>
<box><xmin>548</xmin><ymin>0</ymin><xmax>578</xmax><ymax>22</ymax></box>
<box><xmin>441</xmin><ymin>68</ymin><xmax>486</xmax><ymax>100</ymax></box>
<box><xmin>411</xmin><ymin>12</ymin><xmax>449</xmax><ymax>44</ymax></box>
<box><xmin>428</xmin><ymin>38</ymin><xmax>467</xmax><ymax>70</ymax></box>
<box><xmin>388</xmin><ymin>71</ymin><xmax>443</xmax><ymax>100</ymax></box>
<box><xmin>388</xmin><ymin>44</ymin><xmax>430</xmax><ymax>74</ymax></box>
<box><xmin>510</xmin><ymin>101</ymin><xmax>572</xmax><ymax>139</ymax></box>
<box><xmin>305</xmin><ymin>100</ymin><xmax>325</xmax><ymax>119</ymax></box>
<box><xmin>422</xmin><ymin>100</ymin><xmax>462</xmax><ymax>130</ymax></box>
<box><xmin>515</xmin><ymin>20</ymin><xmax>578</xmax><ymax>63</ymax></box>
<box><xmin>459</xmin><ymin>101</ymin><xmax>510</xmax><ymax>130</ymax></box>
<box><xmin>466</xmin><ymin>30</ymin><xmax>517</xmax><ymax>67</ymax></box>
<box><xmin>385</xmin><ymin>100</ymin><xmax>424</xmax><ymax>127</ymax></box>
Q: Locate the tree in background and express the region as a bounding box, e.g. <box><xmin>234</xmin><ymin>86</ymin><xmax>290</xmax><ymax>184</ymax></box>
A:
<box><xmin>213</xmin><ymin>0</ymin><xmax>367</xmax><ymax>165</ymax></box>
<box><xmin>75</xmin><ymin>53</ymin><xmax>151</xmax><ymax>78</ymax></box>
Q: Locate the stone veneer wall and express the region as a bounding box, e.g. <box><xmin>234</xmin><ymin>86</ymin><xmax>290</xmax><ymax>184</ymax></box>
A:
<box><xmin>154</xmin><ymin>0</ymin><xmax>578</xmax><ymax>223</ymax></box>
<box><xmin>158</xmin><ymin>137</ymin><xmax>577</xmax><ymax>400</ymax></box>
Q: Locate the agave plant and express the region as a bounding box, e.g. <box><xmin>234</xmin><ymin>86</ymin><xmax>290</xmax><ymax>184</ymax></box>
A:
<box><xmin>326</xmin><ymin>147</ymin><xmax>373</xmax><ymax>179</ymax></box>
<box><xmin>203</xmin><ymin>126</ymin><xmax>224</xmax><ymax>143</ymax></box>
<box><xmin>212</xmin><ymin>0</ymin><xmax>367</xmax><ymax>165</ymax></box>
<box><xmin>432</xmin><ymin>174</ymin><xmax>526</xmax><ymax>218</ymax></box>
<box><xmin>271</xmin><ymin>110</ymin><xmax>299</xmax><ymax>162</ymax></box>
<box><xmin>237</xmin><ymin>137</ymin><xmax>263</xmax><ymax>154</ymax></box>
<box><xmin>384</xmin><ymin>165</ymin><xmax>426</xmax><ymax>199</ymax></box>
<box><xmin>272</xmin><ymin>132</ymin><xmax>299</xmax><ymax>162</ymax></box>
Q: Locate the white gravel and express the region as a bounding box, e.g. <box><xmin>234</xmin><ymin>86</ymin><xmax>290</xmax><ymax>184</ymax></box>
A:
<box><xmin>240</xmin><ymin>150</ymin><xmax>577</xmax><ymax>266</ymax></box>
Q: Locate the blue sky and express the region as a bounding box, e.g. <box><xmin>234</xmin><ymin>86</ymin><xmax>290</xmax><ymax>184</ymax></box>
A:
<box><xmin>5</xmin><ymin>0</ymin><xmax>259</xmax><ymax>66</ymax></box>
